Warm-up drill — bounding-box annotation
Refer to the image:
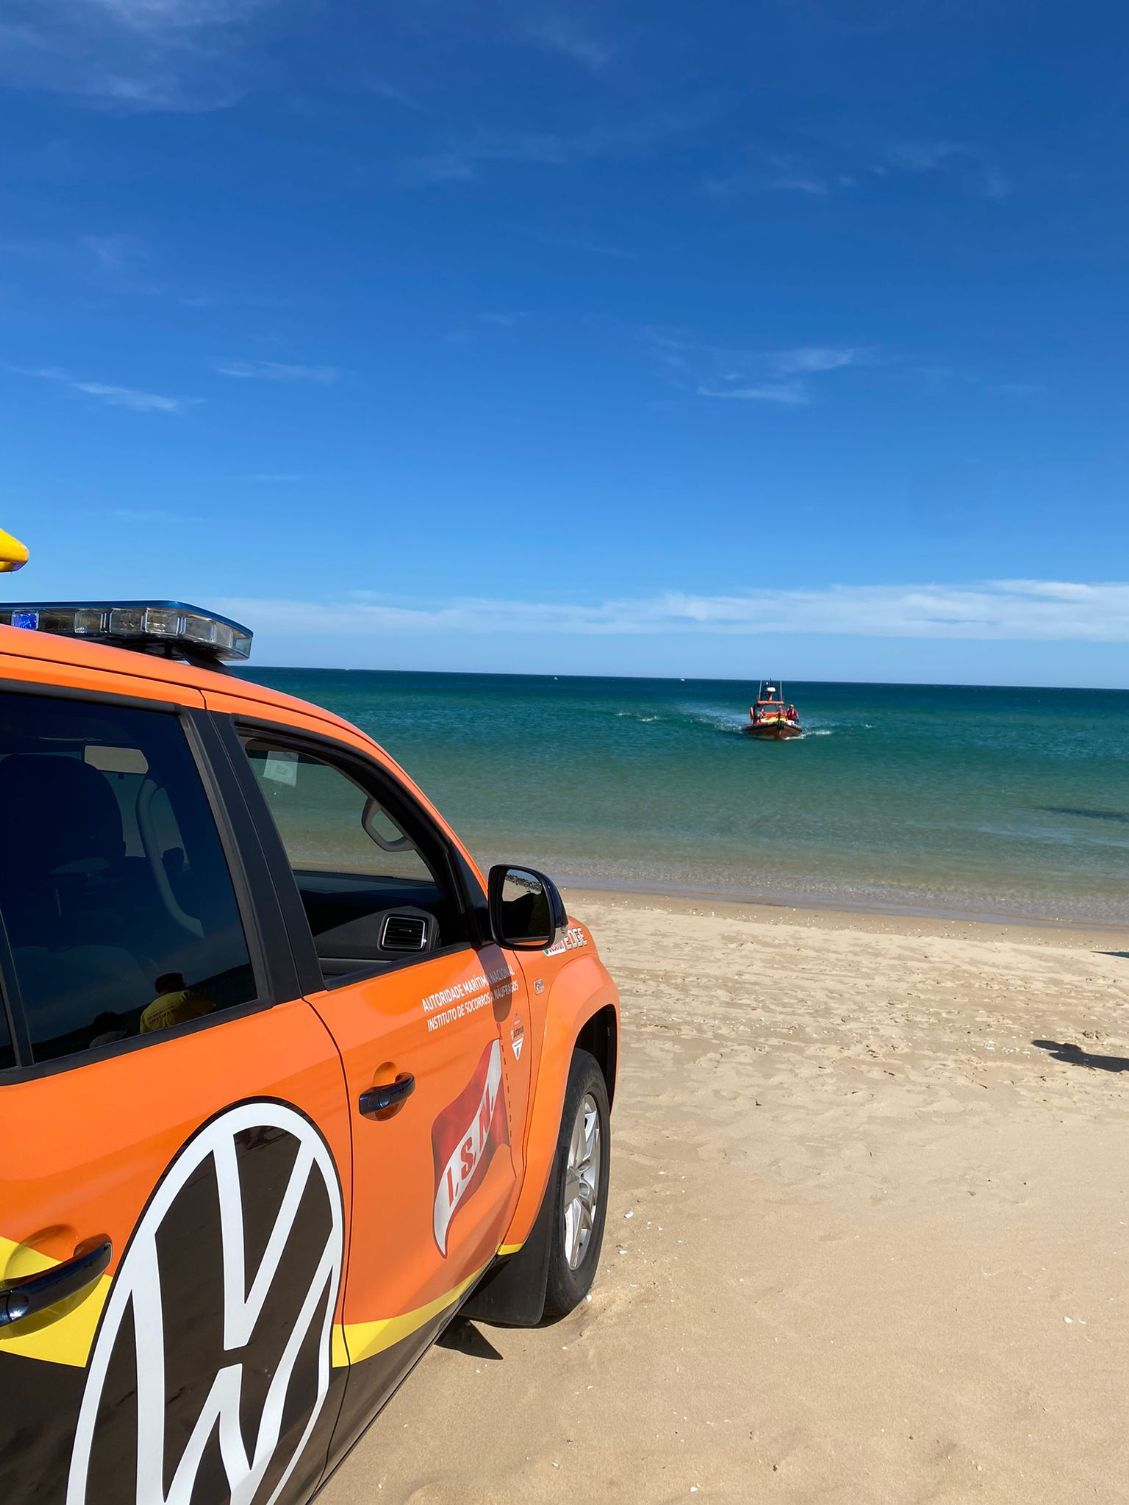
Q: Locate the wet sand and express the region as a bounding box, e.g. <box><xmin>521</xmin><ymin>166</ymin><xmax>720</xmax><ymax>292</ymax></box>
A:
<box><xmin>320</xmin><ymin>891</ymin><xmax>1129</xmax><ymax>1504</ymax></box>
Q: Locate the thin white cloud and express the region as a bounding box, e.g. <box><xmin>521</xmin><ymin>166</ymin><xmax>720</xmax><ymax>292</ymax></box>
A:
<box><xmin>93</xmin><ymin>0</ymin><xmax>265</xmax><ymax>27</ymax></box>
<box><xmin>910</xmin><ymin>365</ymin><xmax>1046</xmax><ymax>400</ymax></box>
<box><xmin>774</xmin><ymin>346</ymin><xmax>862</xmax><ymax>375</ymax></box>
<box><xmin>403</xmin><ymin>150</ymin><xmax>477</xmax><ymax>186</ymax></box>
<box><xmin>81</xmin><ymin>233</ymin><xmax>140</xmax><ymax>271</ymax></box>
<box><xmin>696</xmin><ymin>382</ymin><xmax>808</xmax><ymax>405</ymax></box>
<box><xmin>215</xmin><ymin>581</ymin><xmax>1129</xmax><ymax>645</ymax></box>
<box><xmin>708</xmin><ymin>140</ymin><xmax>1009</xmax><ymax>202</ymax></box>
<box><xmin>0</xmin><ymin>0</ymin><xmax>275</xmax><ymax>111</ymax></box>
<box><xmin>11</xmin><ymin>365</ymin><xmax>197</xmax><ymax>413</ymax></box>
<box><xmin>402</xmin><ymin>112</ymin><xmax>692</xmax><ymax>186</ymax></box>
<box><xmin>705</xmin><ymin>155</ymin><xmax>833</xmax><ymax>199</ymax></box>
<box><xmin>981</xmin><ymin>166</ymin><xmax>1011</xmax><ymax>202</ymax></box>
<box><xmin>883</xmin><ymin>140</ymin><xmax>1011</xmax><ymax>200</ymax></box>
<box><xmin>650</xmin><ymin>333</ymin><xmax>867</xmax><ymax>406</ymax></box>
<box><xmin>213</xmin><ymin>359</ymin><xmax>340</xmax><ymax>384</ymax></box>
<box><xmin>525</xmin><ymin>14</ymin><xmax>612</xmax><ymax>72</ymax></box>
<box><xmin>363</xmin><ymin>77</ymin><xmax>421</xmax><ymax>110</ymax></box>
<box><xmin>520</xmin><ymin>226</ymin><xmax>639</xmax><ymax>261</ymax></box>
<box><xmin>767</xmin><ymin>173</ymin><xmax>831</xmax><ymax>196</ymax></box>
<box><xmin>478</xmin><ymin>311</ymin><xmax>528</xmax><ymax>328</ymax></box>
<box><xmin>885</xmin><ymin>140</ymin><xmax>961</xmax><ymax>173</ymax></box>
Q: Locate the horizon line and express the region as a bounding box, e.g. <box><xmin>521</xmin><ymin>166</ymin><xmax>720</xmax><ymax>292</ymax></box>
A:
<box><xmin>239</xmin><ymin>664</ymin><xmax>1129</xmax><ymax>694</ymax></box>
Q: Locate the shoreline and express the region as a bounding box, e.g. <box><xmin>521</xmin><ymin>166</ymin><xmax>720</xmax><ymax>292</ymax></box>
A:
<box><xmin>556</xmin><ymin>872</ymin><xmax>1129</xmax><ymax>939</ymax></box>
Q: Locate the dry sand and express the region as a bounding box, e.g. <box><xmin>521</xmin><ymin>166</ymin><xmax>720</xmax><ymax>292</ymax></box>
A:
<box><xmin>320</xmin><ymin>891</ymin><xmax>1129</xmax><ymax>1504</ymax></box>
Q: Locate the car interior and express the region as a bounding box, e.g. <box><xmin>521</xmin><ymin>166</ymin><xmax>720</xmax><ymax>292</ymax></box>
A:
<box><xmin>240</xmin><ymin>737</ymin><xmax>467</xmax><ymax>981</ymax></box>
<box><xmin>0</xmin><ymin>700</ymin><xmax>475</xmax><ymax>1065</ymax></box>
<box><xmin>0</xmin><ymin>702</ymin><xmax>257</xmax><ymax>1062</ymax></box>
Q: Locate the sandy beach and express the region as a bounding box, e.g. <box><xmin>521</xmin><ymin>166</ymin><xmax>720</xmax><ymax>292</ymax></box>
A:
<box><xmin>320</xmin><ymin>891</ymin><xmax>1129</xmax><ymax>1505</ymax></box>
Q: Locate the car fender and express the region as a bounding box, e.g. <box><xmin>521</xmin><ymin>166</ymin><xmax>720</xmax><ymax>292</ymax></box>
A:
<box><xmin>460</xmin><ymin>937</ymin><xmax>617</xmax><ymax>1326</ymax></box>
<box><xmin>503</xmin><ymin>941</ymin><xmax>619</xmax><ymax>1252</ymax></box>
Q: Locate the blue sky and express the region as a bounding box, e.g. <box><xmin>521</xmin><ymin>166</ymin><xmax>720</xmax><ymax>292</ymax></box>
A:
<box><xmin>4</xmin><ymin>0</ymin><xmax>1129</xmax><ymax>684</ymax></box>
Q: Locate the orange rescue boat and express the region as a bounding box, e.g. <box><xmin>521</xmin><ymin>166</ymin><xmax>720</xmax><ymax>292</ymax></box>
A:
<box><xmin>745</xmin><ymin>680</ymin><xmax>802</xmax><ymax>739</ymax></box>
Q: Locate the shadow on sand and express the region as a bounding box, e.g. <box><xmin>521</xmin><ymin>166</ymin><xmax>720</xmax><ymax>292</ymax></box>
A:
<box><xmin>1033</xmin><ymin>1039</ymin><xmax>1129</xmax><ymax>1074</ymax></box>
<box><xmin>436</xmin><ymin>1318</ymin><xmax>505</xmax><ymax>1360</ymax></box>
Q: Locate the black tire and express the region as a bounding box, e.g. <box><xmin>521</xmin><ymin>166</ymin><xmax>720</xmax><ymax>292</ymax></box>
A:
<box><xmin>542</xmin><ymin>1048</ymin><xmax>611</xmax><ymax>1320</ymax></box>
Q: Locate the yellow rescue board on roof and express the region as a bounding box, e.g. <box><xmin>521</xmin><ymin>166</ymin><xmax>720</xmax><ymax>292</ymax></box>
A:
<box><xmin>0</xmin><ymin>530</ymin><xmax>29</xmax><ymax>572</ymax></box>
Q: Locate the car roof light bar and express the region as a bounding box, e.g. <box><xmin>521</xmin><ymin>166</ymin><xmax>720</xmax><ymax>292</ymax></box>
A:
<box><xmin>0</xmin><ymin>601</ymin><xmax>253</xmax><ymax>666</ymax></box>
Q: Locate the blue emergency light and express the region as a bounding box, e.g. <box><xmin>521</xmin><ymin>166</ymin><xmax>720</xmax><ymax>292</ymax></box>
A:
<box><xmin>0</xmin><ymin>601</ymin><xmax>253</xmax><ymax>665</ymax></box>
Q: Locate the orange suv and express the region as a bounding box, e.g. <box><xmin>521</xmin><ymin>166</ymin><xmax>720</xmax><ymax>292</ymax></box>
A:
<box><xmin>0</xmin><ymin>601</ymin><xmax>619</xmax><ymax>1505</ymax></box>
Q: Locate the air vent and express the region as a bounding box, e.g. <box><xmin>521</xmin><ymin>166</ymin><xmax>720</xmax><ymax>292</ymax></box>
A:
<box><xmin>380</xmin><ymin>914</ymin><xmax>429</xmax><ymax>952</ymax></box>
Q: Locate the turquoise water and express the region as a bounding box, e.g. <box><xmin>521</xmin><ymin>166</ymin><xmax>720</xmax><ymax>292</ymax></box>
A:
<box><xmin>241</xmin><ymin>671</ymin><xmax>1129</xmax><ymax>926</ymax></box>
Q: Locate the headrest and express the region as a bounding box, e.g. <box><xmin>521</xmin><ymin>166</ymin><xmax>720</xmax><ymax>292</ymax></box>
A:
<box><xmin>0</xmin><ymin>754</ymin><xmax>126</xmax><ymax>873</ymax></box>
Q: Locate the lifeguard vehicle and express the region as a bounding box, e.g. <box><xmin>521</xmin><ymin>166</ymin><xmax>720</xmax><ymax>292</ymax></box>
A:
<box><xmin>0</xmin><ymin>567</ymin><xmax>619</xmax><ymax>1505</ymax></box>
<box><xmin>745</xmin><ymin>679</ymin><xmax>803</xmax><ymax>739</ymax></box>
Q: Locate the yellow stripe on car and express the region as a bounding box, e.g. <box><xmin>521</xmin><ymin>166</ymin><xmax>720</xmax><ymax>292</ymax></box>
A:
<box><xmin>332</xmin><ymin>1264</ymin><xmax>489</xmax><ymax>1367</ymax></box>
<box><xmin>0</xmin><ymin>1236</ymin><xmax>110</xmax><ymax>1369</ymax></box>
<box><xmin>1</xmin><ymin>1231</ymin><xmax>515</xmax><ymax>1372</ymax></box>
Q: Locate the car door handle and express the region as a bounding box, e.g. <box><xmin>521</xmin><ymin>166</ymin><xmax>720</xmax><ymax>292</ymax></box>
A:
<box><xmin>359</xmin><ymin>1074</ymin><xmax>416</xmax><ymax>1118</ymax></box>
<box><xmin>0</xmin><ymin>1238</ymin><xmax>112</xmax><ymax>1329</ymax></box>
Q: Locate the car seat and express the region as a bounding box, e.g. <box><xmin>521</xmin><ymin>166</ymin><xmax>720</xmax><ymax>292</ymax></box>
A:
<box><xmin>0</xmin><ymin>754</ymin><xmax>161</xmax><ymax>1042</ymax></box>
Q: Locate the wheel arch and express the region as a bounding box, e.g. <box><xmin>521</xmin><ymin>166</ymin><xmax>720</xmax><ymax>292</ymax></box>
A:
<box><xmin>460</xmin><ymin>970</ymin><xmax>618</xmax><ymax>1327</ymax></box>
<box><xmin>574</xmin><ymin>1004</ymin><xmax>618</xmax><ymax>1108</ymax></box>
<box><xmin>511</xmin><ymin>962</ymin><xmax>618</xmax><ymax>1250</ymax></box>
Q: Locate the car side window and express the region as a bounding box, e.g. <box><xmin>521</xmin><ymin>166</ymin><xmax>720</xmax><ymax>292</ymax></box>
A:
<box><xmin>240</xmin><ymin>733</ymin><xmax>470</xmax><ymax>983</ymax></box>
<box><xmin>0</xmin><ymin>691</ymin><xmax>258</xmax><ymax>1065</ymax></box>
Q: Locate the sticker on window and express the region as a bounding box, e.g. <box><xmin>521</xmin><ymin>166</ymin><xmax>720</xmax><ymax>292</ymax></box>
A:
<box><xmin>263</xmin><ymin>749</ymin><xmax>299</xmax><ymax>787</ymax></box>
<box><xmin>85</xmin><ymin>745</ymin><xmax>149</xmax><ymax>774</ymax></box>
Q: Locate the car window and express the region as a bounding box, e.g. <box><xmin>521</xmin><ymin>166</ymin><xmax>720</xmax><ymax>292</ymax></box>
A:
<box><xmin>243</xmin><ymin>738</ymin><xmax>434</xmax><ymax>884</ymax></box>
<box><xmin>241</xmin><ymin>734</ymin><xmax>468</xmax><ymax>982</ymax></box>
<box><xmin>0</xmin><ymin>692</ymin><xmax>258</xmax><ymax>1064</ymax></box>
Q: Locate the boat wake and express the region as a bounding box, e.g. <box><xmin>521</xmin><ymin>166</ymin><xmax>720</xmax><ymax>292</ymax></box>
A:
<box><xmin>683</xmin><ymin>706</ymin><xmax>749</xmax><ymax>735</ymax></box>
<box><xmin>610</xmin><ymin>702</ymin><xmax>860</xmax><ymax>741</ymax></box>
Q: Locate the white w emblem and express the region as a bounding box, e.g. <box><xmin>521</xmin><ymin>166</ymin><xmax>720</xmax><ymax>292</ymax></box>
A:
<box><xmin>67</xmin><ymin>1101</ymin><xmax>344</xmax><ymax>1505</ymax></box>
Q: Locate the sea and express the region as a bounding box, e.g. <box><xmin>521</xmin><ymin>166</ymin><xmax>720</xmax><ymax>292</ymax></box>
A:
<box><xmin>241</xmin><ymin>670</ymin><xmax>1129</xmax><ymax>928</ymax></box>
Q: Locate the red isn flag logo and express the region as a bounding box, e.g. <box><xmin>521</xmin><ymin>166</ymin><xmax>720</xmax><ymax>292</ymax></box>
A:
<box><xmin>432</xmin><ymin>1038</ymin><xmax>508</xmax><ymax>1255</ymax></box>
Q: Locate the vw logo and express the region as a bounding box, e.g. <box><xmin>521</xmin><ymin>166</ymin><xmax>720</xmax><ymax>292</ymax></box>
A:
<box><xmin>67</xmin><ymin>1101</ymin><xmax>344</xmax><ymax>1505</ymax></box>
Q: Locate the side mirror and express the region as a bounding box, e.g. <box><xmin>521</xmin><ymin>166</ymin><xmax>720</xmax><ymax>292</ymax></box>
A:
<box><xmin>488</xmin><ymin>865</ymin><xmax>568</xmax><ymax>951</ymax></box>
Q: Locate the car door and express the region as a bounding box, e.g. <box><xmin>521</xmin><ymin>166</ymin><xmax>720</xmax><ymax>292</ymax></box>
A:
<box><xmin>0</xmin><ymin>684</ymin><xmax>353</xmax><ymax>1505</ymax></box>
<box><xmin>207</xmin><ymin>704</ymin><xmax>531</xmax><ymax>1450</ymax></box>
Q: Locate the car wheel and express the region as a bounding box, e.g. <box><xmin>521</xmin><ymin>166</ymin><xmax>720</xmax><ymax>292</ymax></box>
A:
<box><xmin>543</xmin><ymin>1048</ymin><xmax>611</xmax><ymax>1319</ymax></box>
